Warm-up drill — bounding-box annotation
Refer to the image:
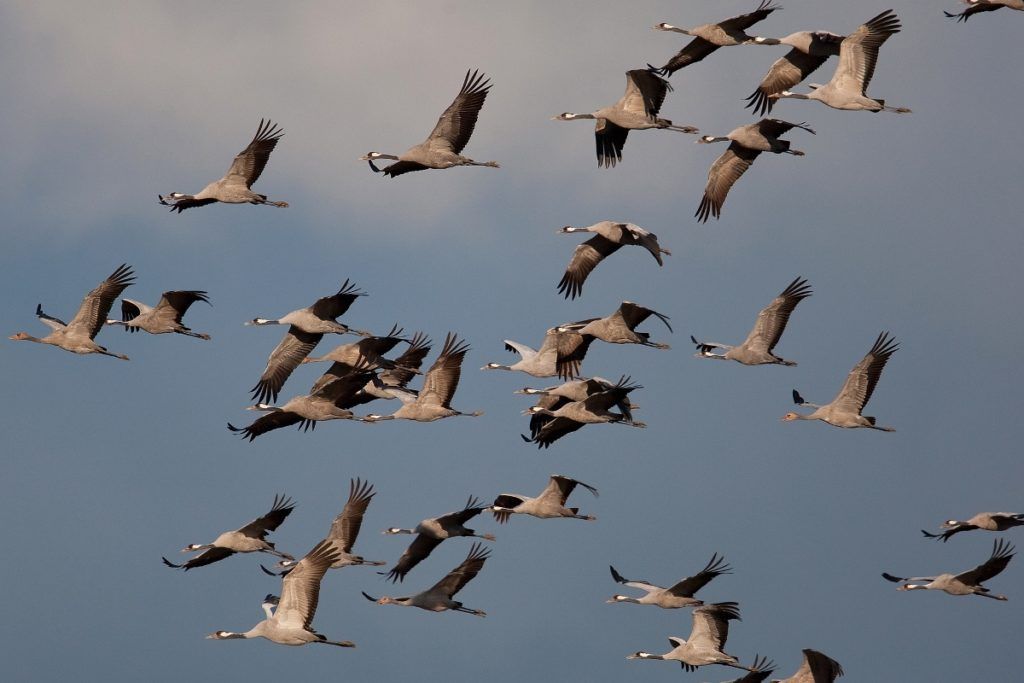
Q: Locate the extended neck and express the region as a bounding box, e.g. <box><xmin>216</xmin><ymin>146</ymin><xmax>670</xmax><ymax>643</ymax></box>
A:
<box><xmin>608</xmin><ymin>595</ymin><xmax>640</xmax><ymax>604</ymax></box>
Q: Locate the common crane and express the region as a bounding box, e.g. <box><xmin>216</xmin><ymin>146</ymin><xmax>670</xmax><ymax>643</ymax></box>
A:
<box><xmin>922</xmin><ymin>512</ymin><xmax>1024</xmax><ymax>542</ymax></box>
<box><xmin>10</xmin><ymin>264</ymin><xmax>135</xmax><ymax>360</ymax></box>
<box><xmin>883</xmin><ymin>538</ymin><xmax>1015</xmax><ymax>599</ymax></box>
<box><xmin>360</xmin><ymin>70</ymin><xmax>498</xmax><ymax>177</ymax></box>
<box><xmin>519</xmin><ymin>376</ymin><xmax>637</xmax><ymax>441</ymax></box>
<box><xmin>651</xmin><ymin>1</ymin><xmax>782</xmax><ymax>77</ymax></box>
<box><xmin>557</xmin><ymin>221</ymin><xmax>670</xmax><ymax>300</ymax></box>
<box><xmin>490</xmin><ymin>474</ymin><xmax>598</xmax><ymax>522</ymax></box>
<box><xmin>771</xmin><ymin>11</ymin><xmax>910</xmax><ymax>113</ymax></box>
<box><xmin>301</xmin><ymin>324</ymin><xmax>411</xmax><ymax>395</ymax></box>
<box><xmin>522</xmin><ymin>377</ymin><xmax>644</xmax><ymax>448</ymax></box>
<box><xmin>553</xmin><ymin>69</ymin><xmax>697</xmax><ymax>168</ymax></box>
<box><xmin>247</xmin><ymin>281</ymin><xmax>368</xmax><ymax>404</ymax></box>
<box><xmin>362</xmin><ymin>542</ymin><xmax>490</xmax><ymax>616</ymax></box>
<box><xmin>691</xmin><ymin>277</ymin><xmax>811</xmax><ymax>365</ymax></box>
<box><xmin>482</xmin><ymin>326</ymin><xmax>591</xmax><ymax>379</ymax></box>
<box><xmin>946</xmin><ymin>0</ymin><xmax>1024</xmax><ymax>22</ymax></box>
<box><xmin>772</xmin><ymin>649</ymin><xmax>844</xmax><ymax>682</ymax></box>
<box><xmin>746</xmin><ymin>25</ymin><xmax>850</xmax><ymax>116</ymax></box>
<box><xmin>608</xmin><ymin>553</ymin><xmax>732</xmax><ymax>609</ymax></box>
<box><xmin>106</xmin><ymin>290</ymin><xmax>211</xmax><ymax>339</ymax></box>
<box><xmin>695</xmin><ymin>120</ymin><xmax>814</xmax><ymax>222</ymax></box>
<box><xmin>381</xmin><ymin>496</ymin><xmax>495</xmax><ymax>583</ymax></box>
<box><xmin>207</xmin><ymin>540</ymin><xmax>354</xmax><ymax>647</ymax></box>
<box><xmin>159</xmin><ymin>119</ymin><xmax>288</xmax><ymax>212</ymax></box>
<box><xmin>627</xmin><ymin>602</ymin><xmax>750</xmax><ymax>672</ymax></box>
<box><xmin>558</xmin><ymin>301</ymin><xmax>672</xmax><ymax>348</ymax></box>
<box><xmin>784</xmin><ymin>332</ymin><xmax>898</xmax><ymax>431</ymax></box>
<box><xmin>162</xmin><ymin>494</ymin><xmax>295</xmax><ymax>570</ymax></box>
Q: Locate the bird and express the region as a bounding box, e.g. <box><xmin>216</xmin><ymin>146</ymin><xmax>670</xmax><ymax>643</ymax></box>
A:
<box><xmin>361</xmin><ymin>333</ymin><xmax>482</xmax><ymax>422</ymax></box>
<box><xmin>922</xmin><ymin>512</ymin><xmax>1024</xmax><ymax>542</ymax></box>
<box><xmin>946</xmin><ymin>0</ymin><xmax>1024</xmax><ymax>22</ymax></box>
<box><xmin>10</xmin><ymin>264</ymin><xmax>135</xmax><ymax>360</ymax></box>
<box><xmin>482</xmin><ymin>326</ymin><xmax>595</xmax><ymax>379</ymax></box>
<box><xmin>518</xmin><ymin>376</ymin><xmax>638</xmax><ymax>441</ymax></box>
<box><xmin>360</xmin><ymin>69</ymin><xmax>498</xmax><ymax>177</ymax></box>
<box><xmin>607</xmin><ymin>553</ymin><xmax>732</xmax><ymax>609</ymax></box>
<box><xmin>626</xmin><ymin>602</ymin><xmax>749</xmax><ymax>672</ymax></box>
<box><xmin>650</xmin><ymin>1</ymin><xmax>782</xmax><ymax>77</ymax></box>
<box><xmin>771</xmin><ymin>10</ymin><xmax>910</xmax><ymax>113</ymax></box>
<box><xmin>207</xmin><ymin>540</ymin><xmax>354</xmax><ymax>647</ymax></box>
<box><xmin>228</xmin><ymin>371</ymin><xmax>374</xmax><ymax>441</ymax></box>
<box><xmin>522</xmin><ymin>377</ymin><xmax>645</xmax><ymax>448</ymax></box>
<box><xmin>105</xmin><ymin>290</ymin><xmax>211</xmax><ymax>340</ymax></box>
<box><xmin>247</xmin><ymin>281</ymin><xmax>369</xmax><ymax>404</ymax></box>
<box><xmin>301</xmin><ymin>324</ymin><xmax>410</xmax><ymax>394</ymax></box>
<box><xmin>691</xmin><ymin>277</ymin><xmax>811</xmax><ymax>365</ymax></box>
<box><xmin>695</xmin><ymin>119</ymin><xmax>814</xmax><ymax>222</ymax></box>
<box><xmin>745</xmin><ymin>26</ymin><xmax>846</xmax><ymax>116</ymax></box>
<box><xmin>783</xmin><ymin>331</ymin><xmax>899</xmax><ymax>431</ymax></box>
<box><xmin>552</xmin><ymin>69</ymin><xmax>697</xmax><ymax>168</ymax></box>
<box><xmin>883</xmin><ymin>538</ymin><xmax>1015</xmax><ymax>600</ymax></box>
<box><xmin>772</xmin><ymin>649</ymin><xmax>844</xmax><ymax>682</ymax></box>
<box><xmin>557</xmin><ymin>301</ymin><xmax>673</xmax><ymax>348</ymax></box>
<box><xmin>262</xmin><ymin>478</ymin><xmax>384</xmax><ymax>575</ymax></box>
<box><xmin>709</xmin><ymin>655</ymin><xmax>776</xmax><ymax>683</ymax></box>
<box><xmin>381</xmin><ymin>496</ymin><xmax>495</xmax><ymax>583</ymax></box>
<box><xmin>490</xmin><ymin>474</ymin><xmax>598</xmax><ymax>523</ymax></box>
<box><xmin>362</xmin><ymin>542</ymin><xmax>490</xmax><ymax>616</ymax></box>
<box><xmin>159</xmin><ymin>118</ymin><xmax>288</xmax><ymax>212</ymax></box>
<box><xmin>557</xmin><ymin>221</ymin><xmax>670</xmax><ymax>300</ymax></box>
<box><xmin>345</xmin><ymin>331</ymin><xmax>433</xmax><ymax>406</ymax></box>
<box><xmin>162</xmin><ymin>494</ymin><xmax>295</xmax><ymax>570</ymax></box>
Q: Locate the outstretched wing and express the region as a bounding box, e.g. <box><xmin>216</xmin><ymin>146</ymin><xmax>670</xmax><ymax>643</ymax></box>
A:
<box><xmin>427</xmin><ymin>542</ymin><xmax>490</xmax><ymax>598</ymax></box>
<box><xmin>688</xmin><ymin>602</ymin><xmax>740</xmax><ymax>651</ymax></box>
<box><xmin>237</xmin><ymin>494</ymin><xmax>296</xmax><ymax>539</ymax></box>
<box><xmin>327</xmin><ymin>478</ymin><xmax>376</xmax><ymax>553</ymax></box>
<box><xmin>224</xmin><ymin>119</ymin><xmax>284</xmax><ymax>188</ymax></box>
<box><xmin>739</xmin><ymin>277</ymin><xmax>812</xmax><ymax>353</ymax></box>
<box><xmin>66</xmin><ymin>264</ymin><xmax>136</xmax><ymax>339</ymax></box>
<box><xmin>746</xmin><ymin>45</ymin><xmax>836</xmax><ymax>116</ymax></box>
<box><xmin>425</xmin><ymin>70</ymin><xmax>492</xmax><ymax>154</ymax></box>
<box><xmin>558</xmin><ymin>235</ymin><xmax>622</xmax><ymax>299</ymax></box>
<box><xmin>696</xmin><ymin>143</ymin><xmax>760</xmax><ymax>223</ymax></box>
<box><xmin>310</xmin><ymin>280</ymin><xmax>366</xmax><ymax>321</ymax></box>
<box><xmin>618</xmin><ymin>301</ymin><xmax>673</xmax><ymax>333</ymax></box>
<box><xmin>830</xmin><ymin>332</ymin><xmax>899</xmax><ymax>415</ymax></box>
<box><xmin>833</xmin><ymin>10</ymin><xmax>901</xmax><ymax>96</ymax></box>
<box><xmin>276</xmin><ymin>540</ymin><xmax>339</xmax><ymax>630</ymax></box>
<box><xmin>418</xmin><ymin>333</ymin><xmax>470</xmax><ymax>408</ymax></box>
<box><xmin>621</xmin><ymin>69</ymin><xmax>671</xmax><ymax>119</ymax></box>
<box><xmin>594</xmin><ymin>118</ymin><xmax>630</xmax><ymax>169</ymax></box>
<box><xmin>955</xmin><ymin>539</ymin><xmax>1015</xmax><ymax>587</ymax></box>
<box><xmin>154</xmin><ymin>290</ymin><xmax>210</xmax><ymax>325</ymax></box>
<box><xmin>252</xmin><ymin>327</ymin><xmax>323</xmax><ymax>404</ymax></box>
<box><xmin>666</xmin><ymin>553</ymin><xmax>732</xmax><ymax>597</ymax></box>
<box><xmin>228</xmin><ymin>412</ymin><xmax>308</xmax><ymax>441</ymax></box>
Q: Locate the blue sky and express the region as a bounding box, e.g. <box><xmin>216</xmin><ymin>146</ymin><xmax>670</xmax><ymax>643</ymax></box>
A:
<box><xmin>3</xmin><ymin>1</ymin><xmax>1022</xmax><ymax>681</ymax></box>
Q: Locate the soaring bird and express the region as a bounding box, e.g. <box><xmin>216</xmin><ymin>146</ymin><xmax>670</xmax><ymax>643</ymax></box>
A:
<box><xmin>745</xmin><ymin>25</ymin><xmax>849</xmax><ymax>116</ymax></box>
<box><xmin>491</xmin><ymin>475</ymin><xmax>598</xmax><ymax>523</ymax></box>
<box><xmin>650</xmin><ymin>1</ymin><xmax>782</xmax><ymax>77</ymax></box>
<box><xmin>10</xmin><ymin>264</ymin><xmax>135</xmax><ymax>360</ymax></box>
<box><xmin>945</xmin><ymin>0</ymin><xmax>1024</xmax><ymax>22</ymax></box>
<box><xmin>519</xmin><ymin>376</ymin><xmax>637</xmax><ymax>441</ymax></box>
<box><xmin>695</xmin><ymin>119</ymin><xmax>814</xmax><ymax>223</ymax></box>
<box><xmin>883</xmin><ymin>539</ymin><xmax>1015</xmax><ymax>600</ymax></box>
<box><xmin>691</xmin><ymin>277</ymin><xmax>811</xmax><ymax>365</ymax></box>
<box><xmin>363</xmin><ymin>542</ymin><xmax>490</xmax><ymax>616</ymax></box>
<box><xmin>784</xmin><ymin>332</ymin><xmax>899</xmax><ymax>431</ymax></box>
<box><xmin>207</xmin><ymin>540</ymin><xmax>354</xmax><ymax>647</ymax></box>
<box><xmin>106</xmin><ymin>290</ymin><xmax>211</xmax><ymax>340</ymax></box>
<box><xmin>627</xmin><ymin>602</ymin><xmax>750</xmax><ymax>672</ymax></box>
<box><xmin>922</xmin><ymin>512</ymin><xmax>1024</xmax><ymax>543</ymax></box>
<box><xmin>553</xmin><ymin>69</ymin><xmax>697</xmax><ymax>168</ymax></box>
<box><xmin>557</xmin><ymin>221</ymin><xmax>670</xmax><ymax>300</ymax></box>
<box><xmin>381</xmin><ymin>496</ymin><xmax>495</xmax><ymax>583</ymax></box>
<box><xmin>360</xmin><ymin>70</ymin><xmax>498</xmax><ymax>177</ymax></box>
<box><xmin>522</xmin><ymin>377</ymin><xmax>645</xmax><ymax>448</ymax></box>
<box><xmin>159</xmin><ymin>119</ymin><xmax>288</xmax><ymax>212</ymax></box>
<box><xmin>771</xmin><ymin>11</ymin><xmax>910</xmax><ymax>113</ymax></box>
<box><xmin>162</xmin><ymin>494</ymin><xmax>295</xmax><ymax>570</ymax></box>
<box><xmin>608</xmin><ymin>553</ymin><xmax>732</xmax><ymax>609</ymax></box>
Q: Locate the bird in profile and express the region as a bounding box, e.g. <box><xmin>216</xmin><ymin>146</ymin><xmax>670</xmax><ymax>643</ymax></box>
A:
<box><xmin>262</xmin><ymin>478</ymin><xmax>384</xmax><ymax>576</ymax></box>
<box><xmin>163</xmin><ymin>494</ymin><xmax>295</xmax><ymax>570</ymax></box>
<box><xmin>557</xmin><ymin>301</ymin><xmax>672</xmax><ymax>349</ymax></box>
<box><xmin>771</xmin><ymin>10</ymin><xmax>910</xmax><ymax>113</ymax></box>
<box><xmin>922</xmin><ymin>512</ymin><xmax>1024</xmax><ymax>543</ymax></box>
<box><xmin>552</xmin><ymin>69</ymin><xmax>697</xmax><ymax>168</ymax></box>
<box><xmin>105</xmin><ymin>290</ymin><xmax>211</xmax><ymax>340</ymax></box>
<box><xmin>362</xmin><ymin>542</ymin><xmax>491</xmax><ymax>616</ymax></box>
<box><xmin>360</xmin><ymin>69</ymin><xmax>498</xmax><ymax>177</ymax></box>
<box><xmin>522</xmin><ymin>376</ymin><xmax>645</xmax><ymax>448</ymax></box>
<box><xmin>159</xmin><ymin>119</ymin><xmax>288</xmax><ymax>212</ymax></box>
<box><xmin>557</xmin><ymin>221</ymin><xmax>670</xmax><ymax>300</ymax></box>
<box><xmin>946</xmin><ymin>0</ymin><xmax>1024</xmax><ymax>22</ymax></box>
<box><xmin>883</xmin><ymin>539</ymin><xmax>1015</xmax><ymax>600</ymax></box>
<box><xmin>248</xmin><ymin>281</ymin><xmax>369</xmax><ymax>404</ymax></box>
<box><xmin>10</xmin><ymin>264</ymin><xmax>135</xmax><ymax>360</ymax></box>
<box><xmin>207</xmin><ymin>540</ymin><xmax>354</xmax><ymax>647</ymax></box>
<box><xmin>784</xmin><ymin>332</ymin><xmax>899</xmax><ymax>431</ymax></box>
<box><xmin>607</xmin><ymin>553</ymin><xmax>732</xmax><ymax>609</ymax></box>
<box><xmin>695</xmin><ymin>120</ymin><xmax>814</xmax><ymax>222</ymax></box>
<box><xmin>381</xmin><ymin>496</ymin><xmax>495</xmax><ymax>583</ymax></box>
<box><xmin>491</xmin><ymin>474</ymin><xmax>598</xmax><ymax>522</ymax></box>
<box><xmin>626</xmin><ymin>602</ymin><xmax>750</xmax><ymax>672</ymax></box>
<box><xmin>519</xmin><ymin>376</ymin><xmax>638</xmax><ymax>442</ymax></box>
<box><xmin>691</xmin><ymin>277</ymin><xmax>811</xmax><ymax>365</ymax></box>
<box><xmin>650</xmin><ymin>1</ymin><xmax>782</xmax><ymax>77</ymax></box>
<box><xmin>771</xmin><ymin>648</ymin><xmax>844</xmax><ymax>683</ymax></box>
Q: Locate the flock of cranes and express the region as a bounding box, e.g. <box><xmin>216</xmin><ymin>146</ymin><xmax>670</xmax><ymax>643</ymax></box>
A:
<box><xmin>9</xmin><ymin>1</ymin><xmax>1021</xmax><ymax>679</ymax></box>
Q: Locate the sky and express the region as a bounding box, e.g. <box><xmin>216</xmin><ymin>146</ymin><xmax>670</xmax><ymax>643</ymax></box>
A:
<box><xmin>2</xmin><ymin>1</ymin><xmax>1023</xmax><ymax>680</ymax></box>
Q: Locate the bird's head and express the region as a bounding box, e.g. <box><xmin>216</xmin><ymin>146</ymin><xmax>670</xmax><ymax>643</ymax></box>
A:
<box><xmin>941</xmin><ymin>519</ymin><xmax>961</xmax><ymax>528</ymax></box>
<box><xmin>9</xmin><ymin>332</ymin><xmax>32</xmax><ymax>341</ymax></box>
<box><xmin>781</xmin><ymin>412</ymin><xmax>801</xmax><ymax>422</ymax></box>
<box><xmin>551</xmin><ymin>112</ymin><xmax>579</xmax><ymax>121</ymax></box>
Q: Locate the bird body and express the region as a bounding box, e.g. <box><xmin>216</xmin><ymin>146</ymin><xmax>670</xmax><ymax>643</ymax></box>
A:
<box><xmin>364</xmin><ymin>542</ymin><xmax>490</xmax><ymax>616</ymax></box>
<box><xmin>608</xmin><ymin>553</ymin><xmax>731</xmax><ymax>609</ymax></box>
<box><xmin>558</xmin><ymin>222</ymin><xmax>670</xmax><ymax>300</ymax></box>
<box><xmin>491</xmin><ymin>474</ymin><xmax>598</xmax><ymax>522</ymax></box>
<box><xmin>553</xmin><ymin>69</ymin><xmax>697</xmax><ymax>168</ymax></box>
<box><xmin>692</xmin><ymin>277</ymin><xmax>811</xmax><ymax>365</ymax></box>
<box><xmin>627</xmin><ymin>602</ymin><xmax>748</xmax><ymax>672</ymax></box>
<box><xmin>361</xmin><ymin>70</ymin><xmax>498</xmax><ymax>177</ymax></box>
<box><xmin>160</xmin><ymin>119</ymin><xmax>287</xmax><ymax>212</ymax></box>
<box><xmin>883</xmin><ymin>539</ymin><xmax>1015</xmax><ymax>599</ymax></box>
<box><xmin>558</xmin><ymin>301</ymin><xmax>672</xmax><ymax>348</ymax></box>
<box><xmin>784</xmin><ymin>332</ymin><xmax>898</xmax><ymax>430</ymax></box>
<box><xmin>773</xmin><ymin>648</ymin><xmax>844</xmax><ymax>682</ymax></box>
<box><xmin>106</xmin><ymin>290</ymin><xmax>210</xmax><ymax>339</ymax></box>
<box><xmin>10</xmin><ymin>264</ymin><xmax>135</xmax><ymax>360</ymax></box>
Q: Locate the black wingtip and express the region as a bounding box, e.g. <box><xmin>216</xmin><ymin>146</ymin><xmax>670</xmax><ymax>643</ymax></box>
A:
<box><xmin>792</xmin><ymin>389</ymin><xmax>804</xmax><ymax>405</ymax></box>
